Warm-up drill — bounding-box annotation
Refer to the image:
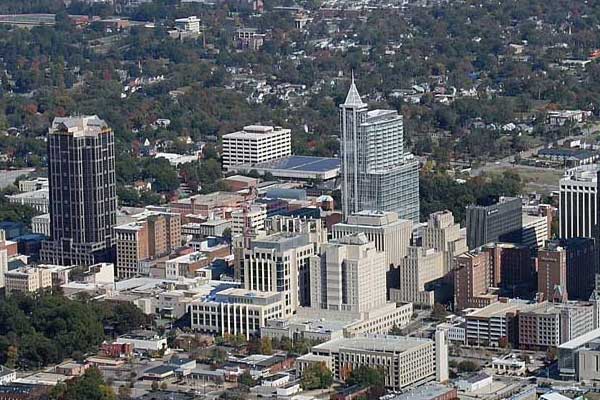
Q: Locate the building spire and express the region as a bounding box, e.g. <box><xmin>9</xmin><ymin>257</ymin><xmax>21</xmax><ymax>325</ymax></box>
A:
<box><xmin>344</xmin><ymin>71</ymin><xmax>365</xmax><ymax>107</ymax></box>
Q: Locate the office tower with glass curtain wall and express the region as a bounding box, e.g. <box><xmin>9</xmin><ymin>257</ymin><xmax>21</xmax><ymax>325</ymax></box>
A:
<box><xmin>339</xmin><ymin>76</ymin><xmax>419</xmax><ymax>222</ymax></box>
<box><xmin>41</xmin><ymin>116</ymin><xmax>117</xmax><ymax>266</ymax></box>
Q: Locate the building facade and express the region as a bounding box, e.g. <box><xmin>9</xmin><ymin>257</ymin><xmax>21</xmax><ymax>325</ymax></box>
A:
<box><xmin>390</xmin><ymin>246</ymin><xmax>444</xmax><ymax>307</ymax></box>
<box><xmin>422</xmin><ymin>210</ymin><xmax>468</xmax><ymax>273</ymax></box>
<box><xmin>339</xmin><ymin>78</ymin><xmax>419</xmax><ymax>221</ymax></box>
<box><xmin>454</xmin><ymin>250</ymin><xmax>497</xmax><ymax>311</ymax></box>
<box><xmin>41</xmin><ymin>116</ymin><xmax>117</xmax><ymax>266</ymax></box>
<box><xmin>466</xmin><ymin>197</ymin><xmax>522</xmax><ymax>250</ymax></box>
<box><xmin>222</xmin><ymin>125</ymin><xmax>291</xmax><ymax>170</ymax></box>
<box><xmin>332</xmin><ymin>211</ymin><xmax>412</xmax><ymax>268</ymax></box>
<box><xmin>309</xmin><ymin>233</ymin><xmax>387</xmax><ymax>312</ymax></box>
<box><xmin>559</xmin><ymin>164</ymin><xmax>600</xmax><ymax>239</ymax></box>
<box><xmin>5</xmin><ymin>266</ymin><xmax>52</xmax><ymax>295</ymax></box>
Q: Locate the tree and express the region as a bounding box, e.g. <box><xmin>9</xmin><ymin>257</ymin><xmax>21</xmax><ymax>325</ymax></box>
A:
<box><xmin>457</xmin><ymin>360</ymin><xmax>480</xmax><ymax>373</ymax></box>
<box><xmin>210</xmin><ymin>347</ymin><xmax>228</xmax><ymax>366</ymax></box>
<box><xmin>50</xmin><ymin>367</ymin><xmax>115</xmax><ymax>400</ymax></box>
<box><xmin>388</xmin><ymin>325</ymin><xmax>403</xmax><ymax>336</ymax></box>
<box><xmin>117</xmin><ymin>385</ymin><xmax>132</xmax><ymax>400</ymax></box>
<box><xmin>150</xmin><ymin>381</ymin><xmax>159</xmax><ymax>392</ymax></box>
<box><xmin>160</xmin><ymin>382</ymin><xmax>168</xmax><ymax>390</ymax></box>
<box><xmin>260</xmin><ymin>337</ymin><xmax>273</xmax><ymax>355</ymax></box>
<box><xmin>239</xmin><ymin>371</ymin><xmax>255</xmax><ymax>387</ymax></box>
<box><xmin>431</xmin><ymin>303</ymin><xmax>448</xmax><ymax>321</ymax></box>
<box><xmin>301</xmin><ymin>362</ymin><xmax>333</xmax><ymax>390</ymax></box>
<box><xmin>347</xmin><ymin>366</ymin><xmax>384</xmax><ymax>388</ymax></box>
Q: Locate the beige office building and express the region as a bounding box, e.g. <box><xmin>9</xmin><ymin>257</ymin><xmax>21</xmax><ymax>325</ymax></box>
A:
<box><xmin>310</xmin><ymin>233</ymin><xmax>386</xmax><ymax>312</ymax></box>
<box><xmin>237</xmin><ymin>232</ymin><xmax>314</xmax><ymax>316</ymax></box>
<box><xmin>189</xmin><ymin>288</ymin><xmax>285</xmax><ymax>339</ymax></box>
<box><xmin>299</xmin><ymin>334</ymin><xmax>447</xmax><ymax>390</ymax></box>
<box><xmin>422</xmin><ymin>210</ymin><xmax>468</xmax><ymax>273</ymax></box>
<box><xmin>332</xmin><ymin>211</ymin><xmax>412</xmax><ymax>267</ymax></box>
<box><xmin>222</xmin><ymin>125</ymin><xmax>291</xmax><ymax>170</ymax></box>
<box><xmin>390</xmin><ymin>246</ymin><xmax>444</xmax><ymax>307</ymax></box>
<box><xmin>5</xmin><ymin>266</ymin><xmax>52</xmax><ymax>295</ymax></box>
<box><xmin>231</xmin><ymin>205</ymin><xmax>267</xmax><ymax>236</ymax></box>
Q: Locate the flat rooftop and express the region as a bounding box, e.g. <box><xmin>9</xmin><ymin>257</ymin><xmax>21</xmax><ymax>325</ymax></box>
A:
<box><xmin>312</xmin><ymin>334</ymin><xmax>431</xmax><ymax>354</ymax></box>
<box><xmin>466</xmin><ymin>300</ymin><xmax>536</xmax><ymax>319</ymax></box>
<box><xmin>248</xmin><ymin>155</ymin><xmax>340</xmax><ymax>173</ymax></box>
<box><xmin>559</xmin><ymin>327</ymin><xmax>600</xmax><ymax>350</ymax></box>
<box><xmin>391</xmin><ymin>384</ymin><xmax>455</xmax><ymax>400</ymax></box>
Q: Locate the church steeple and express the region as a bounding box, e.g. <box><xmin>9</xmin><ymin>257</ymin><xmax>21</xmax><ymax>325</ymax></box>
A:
<box><xmin>343</xmin><ymin>71</ymin><xmax>366</xmax><ymax>107</ymax></box>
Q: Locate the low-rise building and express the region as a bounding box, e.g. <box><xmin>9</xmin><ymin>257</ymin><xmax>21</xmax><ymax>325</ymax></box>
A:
<box><xmin>189</xmin><ymin>288</ymin><xmax>286</xmax><ymax>339</ymax></box>
<box><xmin>491</xmin><ymin>354</ymin><xmax>526</xmax><ymax>376</ymax></box>
<box><xmin>297</xmin><ymin>333</ymin><xmax>448</xmax><ymax>390</ymax></box>
<box><xmin>0</xmin><ymin>366</ymin><xmax>16</xmax><ymax>385</ymax></box>
<box><xmin>389</xmin><ymin>384</ymin><xmax>457</xmax><ymax>400</ymax></box>
<box><xmin>559</xmin><ymin>327</ymin><xmax>600</xmax><ymax>381</ymax></box>
<box><xmin>6</xmin><ymin>189</ymin><xmax>49</xmax><ymax>213</ymax></box>
<box><xmin>5</xmin><ymin>266</ymin><xmax>52</xmax><ymax>295</ymax></box>
<box><xmin>519</xmin><ymin>301</ymin><xmax>596</xmax><ymax>349</ymax></box>
<box><xmin>116</xmin><ymin>331</ymin><xmax>168</xmax><ymax>353</ymax></box>
<box><xmin>455</xmin><ymin>372</ymin><xmax>492</xmax><ymax>392</ymax></box>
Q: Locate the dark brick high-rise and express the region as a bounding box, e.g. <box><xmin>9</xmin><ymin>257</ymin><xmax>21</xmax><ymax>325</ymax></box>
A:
<box><xmin>40</xmin><ymin>116</ymin><xmax>117</xmax><ymax>266</ymax></box>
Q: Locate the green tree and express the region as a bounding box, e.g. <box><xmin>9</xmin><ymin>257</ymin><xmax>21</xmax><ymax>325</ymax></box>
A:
<box><xmin>50</xmin><ymin>367</ymin><xmax>115</xmax><ymax>400</ymax></box>
<box><xmin>301</xmin><ymin>362</ymin><xmax>333</xmax><ymax>390</ymax></box>
<box><xmin>239</xmin><ymin>371</ymin><xmax>255</xmax><ymax>387</ymax></box>
<box><xmin>457</xmin><ymin>360</ymin><xmax>479</xmax><ymax>373</ymax></box>
<box><xmin>347</xmin><ymin>366</ymin><xmax>384</xmax><ymax>388</ymax></box>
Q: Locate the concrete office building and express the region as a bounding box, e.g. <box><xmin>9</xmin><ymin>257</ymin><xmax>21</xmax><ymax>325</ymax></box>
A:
<box><xmin>237</xmin><ymin>232</ymin><xmax>314</xmax><ymax>316</ymax></box>
<box><xmin>466</xmin><ymin>197</ymin><xmax>522</xmax><ymax>249</ymax></box>
<box><xmin>189</xmin><ymin>288</ymin><xmax>286</xmax><ymax>339</ymax></box>
<box><xmin>181</xmin><ymin>219</ymin><xmax>231</xmax><ymax>238</ymax></box>
<box><xmin>115</xmin><ymin>211</ymin><xmax>181</xmax><ymax>279</ymax></box>
<box><xmin>309</xmin><ymin>233</ymin><xmax>387</xmax><ymax>312</ymax></box>
<box><xmin>298</xmin><ymin>333</ymin><xmax>448</xmax><ymax>390</ymax></box>
<box><xmin>174</xmin><ymin>16</ymin><xmax>200</xmax><ymax>33</ymax></box>
<box><xmin>422</xmin><ymin>210</ymin><xmax>468</xmax><ymax>273</ymax></box>
<box><xmin>339</xmin><ymin>77</ymin><xmax>419</xmax><ymax>221</ymax></box>
<box><xmin>222</xmin><ymin>125</ymin><xmax>291</xmax><ymax>170</ymax></box>
<box><xmin>538</xmin><ymin>239</ymin><xmax>597</xmax><ymax>302</ymax></box>
<box><xmin>559</xmin><ymin>328</ymin><xmax>600</xmax><ymax>381</ymax></box>
<box><xmin>454</xmin><ymin>250</ymin><xmax>497</xmax><ymax>311</ymax></box>
<box><xmin>5</xmin><ymin>266</ymin><xmax>52</xmax><ymax>295</ymax></box>
<box><xmin>332</xmin><ymin>211</ymin><xmax>412</xmax><ymax>268</ymax></box>
<box><xmin>390</xmin><ymin>246</ymin><xmax>444</xmax><ymax>307</ymax></box>
<box><xmin>231</xmin><ymin>205</ymin><xmax>267</xmax><ymax>236</ymax></box>
<box><xmin>265</xmin><ymin>215</ymin><xmax>328</xmax><ymax>254</ymax></box>
<box><xmin>559</xmin><ymin>164</ymin><xmax>600</xmax><ymax>239</ymax></box>
<box><xmin>41</xmin><ymin>116</ymin><xmax>117</xmax><ymax>267</ymax></box>
<box><xmin>521</xmin><ymin>213</ymin><xmax>549</xmax><ymax>249</ymax></box>
<box><xmin>165</xmin><ymin>252</ymin><xmax>209</xmax><ymax>280</ymax></box>
<box><xmin>519</xmin><ymin>301</ymin><xmax>596</xmax><ymax>349</ymax></box>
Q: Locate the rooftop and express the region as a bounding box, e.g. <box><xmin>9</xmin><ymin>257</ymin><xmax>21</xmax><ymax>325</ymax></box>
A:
<box><xmin>51</xmin><ymin>115</ymin><xmax>109</xmax><ymax>137</ymax></box>
<box><xmin>390</xmin><ymin>384</ymin><xmax>455</xmax><ymax>400</ymax></box>
<box><xmin>466</xmin><ymin>300</ymin><xmax>535</xmax><ymax>319</ymax></box>
<box><xmin>558</xmin><ymin>327</ymin><xmax>600</xmax><ymax>350</ymax></box>
<box><xmin>223</xmin><ymin>125</ymin><xmax>290</xmax><ymax>140</ymax></box>
<box><xmin>312</xmin><ymin>334</ymin><xmax>431</xmax><ymax>354</ymax></box>
<box><xmin>247</xmin><ymin>155</ymin><xmax>340</xmax><ymax>173</ymax></box>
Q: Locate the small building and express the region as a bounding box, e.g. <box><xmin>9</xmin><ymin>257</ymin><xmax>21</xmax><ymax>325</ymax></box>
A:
<box><xmin>116</xmin><ymin>331</ymin><xmax>168</xmax><ymax>353</ymax></box>
<box><xmin>455</xmin><ymin>372</ymin><xmax>492</xmax><ymax>392</ymax></box>
<box><xmin>143</xmin><ymin>365</ymin><xmax>176</xmax><ymax>381</ymax></box>
<box><xmin>55</xmin><ymin>362</ymin><xmax>89</xmax><ymax>377</ymax></box>
<box><xmin>491</xmin><ymin>354</ymin><xmax>526</xmax><ymax>375</ymax></box>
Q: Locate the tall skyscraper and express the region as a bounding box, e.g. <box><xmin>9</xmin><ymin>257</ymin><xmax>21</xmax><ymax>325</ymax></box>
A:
<box><xmin>466</xmin><ymin>196</ymin><xmax>522</xmax><ymax>249</ymax></box>
<box><xmin>41</xmin><ymin>116</ymin><xmax>117</xmax><ymax>266</ymax></box>
<box><xmin>339</xmin><ymin>76</ymin><xmax>419</xmax><ymax>222</ymax></box>
<box><xmin>422</xmin><ymin>210</ymin><xmax>468</xmax><ymax>273</ymax></box>
<box><xmin>559</xmin><ymin>164</ymin><xmax>600</xmax><ymax>239</ymax></box>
